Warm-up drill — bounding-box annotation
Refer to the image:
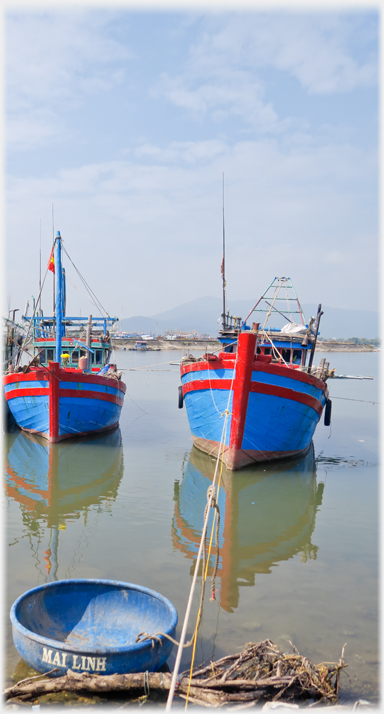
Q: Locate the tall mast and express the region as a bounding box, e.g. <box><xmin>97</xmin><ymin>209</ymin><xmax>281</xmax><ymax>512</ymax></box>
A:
<box><xmin>38</xmin><ymin>218</ymin><xmax>41</xmax><ymax>312</ymax></box>
<box><xmin>52</xmin><ymin>204</ymin><xmax>55</xmax><ymax>316</ymax></box>
<box><xmin>55</xmin><ymin>232</ymin><xmax>62</xmax><ymax>362</ymax></box>
<box><xmin>221</xmin><ymin>173</ymin><xmax>226</xmax><ymax>328</ymax></box>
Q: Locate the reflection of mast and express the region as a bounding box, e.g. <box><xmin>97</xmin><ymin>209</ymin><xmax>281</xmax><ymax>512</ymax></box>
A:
<box><xmin>172</xmin><ymin>445</ymin><xmax>324</xmax><ymax>613</ymax></box>
<box><xmin>44</xmin><ymin>440</ymin><xmax>60</xmax><ymax>580</ymax></box>
<box><xmin>219</xmin><ymin>473</ymin><xmax>238</xmax><ymax>612</ymax></box>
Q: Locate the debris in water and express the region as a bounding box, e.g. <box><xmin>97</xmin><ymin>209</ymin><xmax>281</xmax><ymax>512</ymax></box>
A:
<box><xmin>4</xmin><ymin>639</ymin><xmax>347</xmax><ymax>707</ymax></box>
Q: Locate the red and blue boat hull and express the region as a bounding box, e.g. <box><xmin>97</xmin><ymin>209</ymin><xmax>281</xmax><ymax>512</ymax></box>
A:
<box><xmin>3</xmin><ymin>363</ymin><xmax>126</xmax><ymax>443</ymax></box>
<box><xmin>181</xmin><ymin>331</ymin><xmax>328</xmax><ymax>470</ymax></box>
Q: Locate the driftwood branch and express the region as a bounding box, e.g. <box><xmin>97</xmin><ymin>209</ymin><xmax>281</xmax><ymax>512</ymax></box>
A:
<box><xmin>5</xmin><ymin>640</ymin><xmax>347</xmax><ymax>707</ymax></box>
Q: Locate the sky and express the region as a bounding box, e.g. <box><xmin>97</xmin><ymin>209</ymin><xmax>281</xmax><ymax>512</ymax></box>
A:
<box><xmin>3</xmin><ymin>4</ymin><xmax>379</xmax><ymax>322</ymax></box>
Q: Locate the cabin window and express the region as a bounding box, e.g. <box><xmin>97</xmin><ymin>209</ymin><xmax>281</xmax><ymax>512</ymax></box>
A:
<box><xmin>95</xmin><ymin>350</ymin><xmax>103</xmax><ymax>364</ymax></box>
<box><xmin>264</xmin><ymin>348</ymin><xmax>271</xmax><ymax>355</ymax></box>
<box><xmin>72</xmin><ymin>350</ymin><xmax>79</xmax><ymax>364</ymax></box>
<box><xmin>281</xmin><ymin>348</ymin><xmax>291</xmax><ymax>362</ymax></box>
<box><xmin>292</xmin><ymin>350</ymin><xmax>301</xmax><ymax>364</ymax></box>
<box><xmin>47</xmin><ymin>348</ymin><xmax>54</xmax><ymax>362</ymax></box>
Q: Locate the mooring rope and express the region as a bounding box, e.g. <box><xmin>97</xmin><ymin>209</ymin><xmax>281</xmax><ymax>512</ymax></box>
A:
<box><xmin>166</xmin><ymin>355</ymin><xmax>236</xmax><ymax>712</ymax></box>
<box><xmin>184</xmin><ymin>427</ymin><xmax>227</xmax><ymax>710</ymax></box>
<box><xmin>331</xmin><ymin>396</ymin><xmax>379</xmax><ymax>405</ymax></box>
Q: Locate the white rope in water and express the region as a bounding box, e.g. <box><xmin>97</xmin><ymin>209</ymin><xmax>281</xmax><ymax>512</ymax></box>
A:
<box><xmin>165</xmin><ymin>353</ymin><xmax>237</xmax><ymax>711</ymax></box>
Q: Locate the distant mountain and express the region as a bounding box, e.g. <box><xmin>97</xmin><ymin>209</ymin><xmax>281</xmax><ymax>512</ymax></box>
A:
<box><xmin>121</xmin><ymin>297</ymin><xmax>379</xmax><ymax>340</ymax></box>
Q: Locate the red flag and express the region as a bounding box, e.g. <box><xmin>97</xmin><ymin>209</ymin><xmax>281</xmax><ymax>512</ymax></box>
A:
<box><xmin>220</xmin><ymin>257</ymin><xmax>224</xmax><ymax>279</ymax></box>
<box><xmin>47</xmin><ymin>247</ymin><xmax>55</xmax><ymax>274</ymax></box>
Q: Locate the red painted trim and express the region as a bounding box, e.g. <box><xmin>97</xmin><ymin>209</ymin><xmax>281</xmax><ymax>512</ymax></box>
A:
<box><xmin>249</xmin><ymin>383</ymin><xmax>323</xmax><ymax>416</ymax></box>
<box><xmin>57</xmin><ymin>369</ymin><xmax>126</xmax><ymax>393</ymax></box>
<box><xmin>3</xmin><ymin>367</ymin><xmax>126</xmax><ymax>393</ymax></box>
<box><xmin>49</xmin><ymin>362</ymin><xmax>60</xmax><ymax>441</ymax></box>
<box><xmin>192</xmin><ymin>435</ymin><xmax>309</xmax><ymax>470</ymax></box>
<box><xmin>229</xmin><ymin>332</ymin><xmax>257</xmax><ymax>451</ymax></box>
<box><xmin>181</xmin><ymin>355</ymin><xmax>326</xmax><ymax>390</ymax></box>
<box><xmin>251</xmin><ymin>361</ymin><xmax>327</xmax><ymax>390</ymax></box>
<box><xmin>3</xmin><ymin>370</ymin><xmax>49</xmax><ymax>385</ymax></box>
<box><xmin>59</xmin><ymin>390</ymin><xmax>124</xmax><ymax>407</ymax></box>
<box><xmin>48</xmin><ymin>421</ymin><xmax>119</xmax><ymax>443</ymax></box>
<box><xmin>183</xmin><ymin>379</ymin><xmax>324</xmax><ymax>416</ymax></box>
<box><xmin>5</xmin><ymin>388</ymin><xmax>48</xmax><ymax>401</ymax></box>
<box><xmin>182</xmin><ymin>379</ymin><xmax>232</xmax><ymax>394</ymax></box>
<box><xmin>181</xmin><ymin>360</ymin><xmax>233</xmax><ymax>377</ymax></box>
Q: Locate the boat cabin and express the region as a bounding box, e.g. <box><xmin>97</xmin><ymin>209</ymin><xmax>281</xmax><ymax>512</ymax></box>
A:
<box><xmin>220</xmin><ymin>336</ymin><xmax>308</xmax><ymax>368</ymax></box>
<box><xmin>23</xmin><ymin>313</ymin><xmax>118</xmax><ymax>372</ymax></box>
<box><xmin>133</xmin><ymin>341</ymin><xmax>147</xmax><ymax>351</ymax></box>
<box><xmin>34</xmin><ymin>336</ymin><xmax>111</xmax><ymax>372</ymax></box>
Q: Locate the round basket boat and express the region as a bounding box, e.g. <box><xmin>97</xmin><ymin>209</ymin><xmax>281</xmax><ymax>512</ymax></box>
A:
<box><xmin>10</xmin><ymin>579</ymin><xmax>178</xmax><ymax>677</ymax></box>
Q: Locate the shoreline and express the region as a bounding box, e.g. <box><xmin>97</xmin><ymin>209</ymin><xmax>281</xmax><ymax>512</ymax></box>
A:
<box><xmin>112</xmin><ymin>339</ymin><xmax>378</xmax><ymax>353</ymax></box>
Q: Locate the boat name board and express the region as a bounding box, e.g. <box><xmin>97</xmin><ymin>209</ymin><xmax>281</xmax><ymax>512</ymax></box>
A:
<box><xmin>42</xmin><ymin>646</ymin><xmax>107</xmax><ymax>672</ymax></box>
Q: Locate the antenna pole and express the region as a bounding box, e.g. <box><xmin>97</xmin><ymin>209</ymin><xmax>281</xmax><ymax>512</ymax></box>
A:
<box><xmin>221</xmin><ymin>173</ymin><xmax>226</xmax><ymax>328</ymax></box>
<box><xmin>38</xmin><ymin>219</ymin><xmax>42</xmax><ymax>311</ymax></box>
<box><xmin>52</xmin><ymin>204</ymin><xmax>55</xmax><ymax>317</ymax></box>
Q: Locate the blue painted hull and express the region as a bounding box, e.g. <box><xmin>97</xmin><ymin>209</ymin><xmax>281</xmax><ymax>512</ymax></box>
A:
<box><xmin>4</xmin><ymin>366</ymin><xmax>126</xmax><ymax>442</ymax></box>
<box><xmin>11</xmin><ymin>580</ymin><xmax>178</xmax><ymax>677</ymax></box>
<box><xmin>180</xmin><ymin>333</ymin><xmax>328</xmax><ymax>469</ymax></box>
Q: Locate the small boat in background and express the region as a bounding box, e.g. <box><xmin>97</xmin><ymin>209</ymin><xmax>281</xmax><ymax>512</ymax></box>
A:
<box><xmin>132</xmin><ymin>341</ymin><xmax>148</xmax><ymax>351</ymax></box>
<box><xmin>3</xmin><ymin>232</ymin><xmax>126</xmax><ymax>442</ymax></box>
<box><xmin>179</xmin><ymin>276</ymin><xmax>332</xmax><ymax>470</ymax></box>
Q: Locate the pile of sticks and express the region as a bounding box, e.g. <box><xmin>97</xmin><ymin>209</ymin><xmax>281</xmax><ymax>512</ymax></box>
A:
<box><xmin>4</xmin><ymin>639</ymin><xmax>347</xmax><ymax>707</ymax></box>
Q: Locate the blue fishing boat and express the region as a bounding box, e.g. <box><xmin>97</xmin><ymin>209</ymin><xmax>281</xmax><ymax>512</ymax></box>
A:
<box><xmin>11</xmin><ymin>579</ymin><xmax>178</xmax><ymax>676</ymax></box>
<box><xmin>3</xmin><ymin>232</ymin><xmax>126</xmax><ymax>442</ymax></box>
<box><xmin>179</xmin><ymin>277</ymin><xmax>332</xmax><ymax>470</ymax></box>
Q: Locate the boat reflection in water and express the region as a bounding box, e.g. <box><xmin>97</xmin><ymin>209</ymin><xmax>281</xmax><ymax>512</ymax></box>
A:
<box><xmin>173</xmin><ymin>444</ymin><xmax>323</xmax><ymax>613</ymax></box>
<box><xmin>5</xmin><ymin>427</ymin><xmax>124</xmax><ymax>580</ymax></box>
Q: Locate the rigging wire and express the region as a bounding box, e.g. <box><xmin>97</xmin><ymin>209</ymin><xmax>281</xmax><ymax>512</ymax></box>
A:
<box><xmin>61</xmin><ymin>243</ymin><xmax>110</xmax><ymax>318</ymax></box>
<box><xmin>65</xmin><ymin>275</ymin><xmax>105</xmax><ymax>312</ymax></box>
<box><xmin>16</xmin><ymin>260</ymin><xmax>51</xmax><ymax>367</ymax></box>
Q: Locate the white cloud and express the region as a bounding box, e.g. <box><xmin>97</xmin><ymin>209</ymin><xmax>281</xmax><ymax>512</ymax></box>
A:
<box><xmin>6</xmin><ymin>9</ymin><xmax>130</xmax><ymax>148</ymax></box>
<box><xmin>6</xmin><ymin>109</ymin><xmax>65</xmax><ymax>150</ymax></box>
<box><xmin>263</xmin><ymin>14</ymin><xmax>377</xmax><ymax>94</ymax></box>
<box><xmin>6</xmin><ymin>136</ymin><xmax>377</xmax><ymax>315</ymax></box>
<box><xmin>153</xmin><ymin>69</ymin><xmax>279</xmax><ymax>131</ymax></box>
<box><xmin>152</xmin><ymin>12</ymin><xmax>377</xmax><ymax>127</ymax></box>
<box><xmin>134</xmin><ymin>139</ymin><xmax>228</xmax><ymax>164</ymax></box>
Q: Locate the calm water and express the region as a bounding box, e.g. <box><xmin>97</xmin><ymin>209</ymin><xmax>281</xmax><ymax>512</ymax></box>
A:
<box><xmin>4</xmin><ymin>349</ymin><xmax>379</xmax><ymax>705</ymax></box>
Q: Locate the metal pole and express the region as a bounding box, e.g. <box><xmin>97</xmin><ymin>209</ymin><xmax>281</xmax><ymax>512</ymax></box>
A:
<box><xmin>55</xmin><ymin>233</ymin><xmax>62</xmax><ymax>363</ymax></box>
<box><xmin>221</xmin><ymin>173</ymin><xmax>226</xmax><ymax>329</ymax></box>
<box><xmin>307</xmin><ymin>304</ymin><xmax>323</xmax><ymax>374</ymax></box>
<box><xmin>86</xmin><ymin>315</ymin><xmax>92</xmax><ymax>371</ymax></box>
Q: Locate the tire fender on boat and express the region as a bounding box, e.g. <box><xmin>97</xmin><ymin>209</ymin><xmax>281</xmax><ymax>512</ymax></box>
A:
<box><xmin>178</xmin><ymin>385</ymin><xmax>184</xmax><ymax>409</ymax></box>
<box><xmin>324</xmin><ymin>399</ymin><xmax>332</xmax><ymax>426</ymax></box>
